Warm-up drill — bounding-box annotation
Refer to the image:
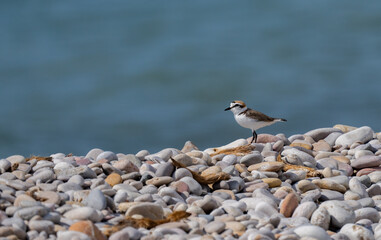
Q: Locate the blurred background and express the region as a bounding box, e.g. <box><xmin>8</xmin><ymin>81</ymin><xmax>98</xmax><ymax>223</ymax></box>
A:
<box><xmin>1</xmin><ymin>1</ymin><xmax>381</xmax><ymax>157</ymax></box>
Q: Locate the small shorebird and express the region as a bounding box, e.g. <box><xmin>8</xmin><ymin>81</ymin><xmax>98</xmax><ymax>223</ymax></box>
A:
<box><xmin>225</xmin><ymin>100</ymin><xmax>286</xmax><ymax>143</ymax></box>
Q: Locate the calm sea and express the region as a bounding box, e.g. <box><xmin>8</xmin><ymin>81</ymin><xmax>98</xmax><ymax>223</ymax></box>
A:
<box><xmin>1</xmin><ymin>1</ymin><xmax>381</xmax><ymax>157</ymax></box>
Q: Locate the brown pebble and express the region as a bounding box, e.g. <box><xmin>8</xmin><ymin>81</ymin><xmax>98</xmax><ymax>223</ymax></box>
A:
<box><xmin>69</xmin><ymin>220</ymin><xmax>106</xmax><ymax>240</ymax></box>
<box><xmin>105</xmin><ymin>173</ymin><xmax>122</xmax><ymax>187</ymax></box>
<box><xmin>280</xmin><ymin>193</ymin><xmax>299</xmax><ymax>217</ymax></box>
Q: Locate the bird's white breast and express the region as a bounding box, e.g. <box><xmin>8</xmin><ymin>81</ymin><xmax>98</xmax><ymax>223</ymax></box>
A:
<box><xmin>234</xmin><ymin>114</ymin><xmax>274</xmax><ymax>131</ymax></box>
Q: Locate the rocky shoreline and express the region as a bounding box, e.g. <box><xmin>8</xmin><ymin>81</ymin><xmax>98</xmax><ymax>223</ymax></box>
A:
<box><xmin>1</xmin><ymin>124</ymin><xmax>381</xmax><ymax>240</ymax></box>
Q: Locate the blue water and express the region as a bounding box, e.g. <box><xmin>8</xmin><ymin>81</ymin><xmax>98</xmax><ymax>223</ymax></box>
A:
<box><xmin>1</xmin><ymin>1</ymin><xmax>381</xmax><ymax>157</ymax></box>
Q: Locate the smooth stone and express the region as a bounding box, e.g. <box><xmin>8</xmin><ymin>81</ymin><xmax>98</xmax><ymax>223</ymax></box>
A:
<box><xmin>133</xmin><ymin>193</ymin><xmax>153</xmax><ymax>203</ymax></box>
<box><xmin>253</xmin><ymin>201</ymin><xmax>278</xmax><ymax>219</ymax></box>
<box><xmin>125</xmin><ymin>203</ymin><xmax>164</xmax><ymax>220</ymax></box>
<box><xmin>3</xmin><ymin>179</ymin><xmax>29</xmax><ymax>191</ymax></box>
<box><xmin>239</xmin><ymin>152</ymin><xmax>263</xmax><ymax>167</ymax></box>
<box><xmin>280</xmin><ymin>193</ymin><xmax>299</xmax><ymax>217</ymax></box>
<box><xmin>322</xmin><ymin>167</ymin><xmax>333</xmax><ymax>178</ymax></box>
<box><xmin>136</xmin><ymin>149</ymin><xmax>150</xmax><ymax>160</ymax></box>
<box><xmin>224</xmin><ymin>206</ymin><xmax>243</xmax><ymax>217</ymax></box>
<box><xmin>57</xmin><ymin>230</ymin><xmax>92</xmax><ymax>240</ymax></box>
<box><xmin>205</xmin><ymin>139</ymin><xmax>248</xmax><ymax>155</ymax></box>
<box><xmin>146</xmin><ymin>148</ymin><xmax>175</xmax><ymax>162</ymax></box>
<box><xmin>278</xmin><ymin>216</ymin><xmax>310</xmax><ymax>230</ymax></box>
<box><xmin>334</xmin><ymin>124</ymin><xmax>357</xmax><ymax>133</ymax></box>
<box><xmin>310</xmin><ymin>206</ymin><xmax>330</xmax><ymax>230</ymax></box>
<box><xmin>68</xmin><ymin>175</ymin><xmax>85</xmax><ymax>186</ymax></box>
<box><xmin>6</xmin><ymin>155</ymin><xmax>26</xmax><ymax>164</ymax></box>
<box><xmin>181</xmin><ymin>141</ymin><xmax>199</xmax><ymax>153</ymax></box>
<box><xmin>297</xmin><ymin>180</ymin><xmax>319</xmax><ymax>193</ymax></box>
<box><xmin>96</xmin><ymin>151</ymin><xmax>117</xmax><ymax>162</ymax></box>
<box><xmin>29</xmin><ymin>169</ymin><xmax>54</xmax><ymax>183</ymax></box>
<box><xmin>172</xmin><ymin>181</ymin><xmax>190</xmax><ymax>193</ymax></box>
<box><xmin>155</xmin><ymin>162</ymin><xmax>174</xmax><ymax>177</ymax></box>
<box><xmin>28</xmin><ymin>220</ymin><xmax>54</xmax><ymax>234</ymax></box>
<box><xmin>0</xmin><ymin>159</ymin><xmax>11</xmax><ymax>173</ymax></box>
<box><xmin>204</xmin><ymin>221</ymin><xmax>226</xmax><ymax>234</ymax></box>
<box><xmin>105</xmin><ymin>173</ymin><xmax>122</xmax><ymax>187</ymax></box>
<box><xmin>200</xmin><ymin>166</ymin><xmax>222</xmax><ymax>177</ymax></box>
<box><xmin>292</xmin><ymin>201</ymin><xmax>317</xmax><ymax>219</ymax></box>
<box><xmin>248</xmin><ymin>162</ymin><xmax>284</xmax><ymax>172</ymax></box>
<box><xmin>294</xmin><ymin>225</ymin><xmax>331</xmax><ymax>240</ymax></box>
<box><xmin>339</xmin><ymin>223</ymin><xmax>374</xmax><ymax>240</ymax></box>
<box><xmin>109</xmin><ymin>226</ymin><xmax>141</xmax><ymax>240</ymax></box>
<box><xmin>320</xmin><ymin>200</ymin><xmax>356</xmax><ymax>228</ymax></box>
<box><xmin>179</xmin><ymin>176</ymin><xmax>202</xmax><ymax>195</ymax></box>
<box><xmin>158</xmin><ymin>187</ymin><xmax>183</xmax><ymax>200</ymax></box>
<box><xmin>282</xmin><ymin>148</ymin><xmax>316</xmax><ymax>167</ymax></box>
<box><xmin>367</xmin><ymin>184</ymin><xmax>381</xmax><ymax>197</ymax></box>
<box><xmin>261</xmin><ymin>178</ymin><xmax>282</xmax><ymax>188</ymax></box>
<box><xmin>114</xmin><ymin>191</ymin><xmax>128</xmax><ymax>203</ymax></box>
<box><xmin>354</xmin><ymin>150</ymin><xmax>374</xmax><ymax>159</ymax></box>
<box><xmin>145</xmin><ymin>176</ymin><xmax>173</xmax><ymax>187</ymax></box>
<box><xmin>256</xmin><ymin>134</ymin><xmax>280</xmax><ymax>143</ymax></box>
<box><xmin>57</xmin><ymin>182</ymin><xmax>82</xmax><ymax>192</ymax></box>
<box><xmin>324</xmin><ymin>132</ymin><xmax>343</xmax><ymax>147</ymax></box>
<box><xmin>55</xmin><ymin>164</ymin><xmax>97</xmax><ymax>180</ymax></box>
<box><xmin>223</xmin><ymin>165</ymin><xmax>238</xmax><ymax>176</ymax></box>
<box><xmin>368</xmin><ymin>171</ymin><xmax>381</xmax><ymax>183</ymax></box>
<box><xmin>222</xmin><ymin>200</ymin><xmax>247</xmax><ymax>212</ymax></box>
<box><xmin>331</xmin><ymin>155</ymin><xmax>351</xmax><ymax>164</ymax></box>
<box><xmin>290</xmin><ymin>139</ymin><xmax>312</xmax><ymax>150</ymax></box>
<box><xmin>351</xmin><ymin>155</ymin><xmax>381</xmax><ymax>169</ymax></box>
<box><xmin>34</xmin><ymin>191</ymin><xmax>61</xmax><ymax>204</ymax></box>
<box><xmin>355</xmin><ymin>207</ymin><xmax>380</xmax><ymax>223</ymax></box>
<box><xmin>283</xmin><ymin>169</ymin><xmax>307</xmax><ymax>183</ymax></box>
<box><xmin>14</xmin><ymin>194</ymin><xmax>36</xmax><ymax>207</ymax></box>
<box><xmin>305</xmin><ymin>127</ymin><xmax>343</xmax><ymax>141</ymax></box>
<box><xmin>317</xmin><ymin>158</ymin><xmax>338</xmax><ymax>170</ymax></box>
<box><xmin>86</xmin><ymin>148</ymin><xmax>104</xmax><ymax>160</ymax></box>
<box><xmin>313</xmin><ymin>140</ymin><xmax>332</xmax><ymax>152</ymax></box>
<box><xmin>69</xmin><ymin>220</ymin><xmax>106</xmax><ymax>240</ymax></box>
<box><xmin>63</xmin><ymin>207</ymin><xmax>103</xmax><ymax>222</ymax></box>
<box><xmin>328</xmin><ymin>175</ymin><xmax>350</xmax><ymax>188</ymax></box>
<box><xmin>173</xmin><ymin>168</ymin><xmax>193</xmax><ymax>181</ymax></box>
<box><xmin>312</xmin><ymin>179</ymin><xmax>346</xmax><ymax>193</ymax></box>
<box><xmin>319</xmin><ymin>189</ymin><xmax>344</xmax><ymax>201</ymax></box>
<box><xmin>172</xmin><ymin>154</ymin><xmax>193</xmax><ymax>167</ymax></box>
<box><xmin>14</xmin><ymin>206</ymin><xmax>48</xmax><ymax>220</ymax></box>
<box><xmin>112</xmin><ymin>159</ymin><xmax>139</xmax><ymax>173</ymax></box>
<box><xmin>222</xmin><ymin>154</ymin><xmax>238</xmax><ymax>165</ymax></box>
<box><xmin>123</xmin><ymin>154</ymin><xmax>142</xmax><ymax>167</ymax></box>
<box><xmin>194</xmin><ymin>195</ymin><xmax>219</xmax><ymax>213</ymax></box>
<box><xmin>338</xmin><ymin>161</ymin><xmax>353</xmax><ymax>176</ymax></box>
<box><xmin>273</xmin><ymin>140</ymin><xmax>285</xmax><ymax>152</ymax></box>
<box><xmin>335</xmin><ymin>126</ymin><xmax>374</xmax><ymax>147</ymax></box>
<box><xmin>348</xmin><ymin>178</ymin><xmax>368</xmax><ymax>198</ymax></box>
<box><xmin>83</xmin><ymin>189</ymin><xmax>106</xmax><ymax>210</ymax></box>
<box><xmin>245</xmin><ymin>182</ymin><xmax>269</xmax><ymax>192</ymax></box>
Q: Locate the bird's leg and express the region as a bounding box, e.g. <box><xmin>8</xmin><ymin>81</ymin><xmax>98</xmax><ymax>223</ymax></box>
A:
<box><xmin>250</xmin><ymin>130</ymin><xmax>257</xmax><ymax>144</ymax></box>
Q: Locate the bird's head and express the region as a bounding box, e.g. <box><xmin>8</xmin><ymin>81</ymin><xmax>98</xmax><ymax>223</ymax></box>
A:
<box><xmin>225</xmin><ymin>100</ymin><xmax>247</xmax><ymax>114</ymax></box>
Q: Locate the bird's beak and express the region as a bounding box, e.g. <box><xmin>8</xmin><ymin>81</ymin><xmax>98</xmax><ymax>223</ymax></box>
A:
<box><xmin>224</xmin><ymin>107</ymin><xmax>231</xmax><ymax>111</ymax></box>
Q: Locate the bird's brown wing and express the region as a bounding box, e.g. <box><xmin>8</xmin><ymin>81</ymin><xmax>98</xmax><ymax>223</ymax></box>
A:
<box><xmin>239</xmin><ymin>108</ymin><xmax>275</xmax><ymax>122</ymax></box>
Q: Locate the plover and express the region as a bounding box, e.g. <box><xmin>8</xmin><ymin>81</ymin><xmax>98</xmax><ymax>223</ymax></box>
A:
<box><xmin>225</xmin><ymin>100</ymin><xmax>286</xmax><ymax>143</ymax></box>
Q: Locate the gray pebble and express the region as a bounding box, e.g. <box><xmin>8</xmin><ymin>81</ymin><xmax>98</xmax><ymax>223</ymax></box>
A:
<box><xmin>204</xmin><ymin>221</ymin><xmax>226</xmax><ymax>234</ymax></box>
<box><xmin>240</xmin><ymin>152</ymin><xmax>263</xmax><ymax>167</ymax></box>
<box><xmin>83</xmin><ymin>189</ymin><xmax>106</xmax><ymax>210</ymax></box>
<box><xmin>155</xmin><ymin>162</ymin><xmax>174</xmax><ymax>177</ymax></box>
<box><xmin>0</xmin><ymin>159</ymin><xmax>11</xmax><ymax>173</ymax></box>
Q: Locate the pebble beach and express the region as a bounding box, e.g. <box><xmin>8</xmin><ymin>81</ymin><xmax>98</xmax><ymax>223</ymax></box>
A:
<box><xmin>1</xmin><ymin>124</ymin><xmax>381</xmax><ymax>240</ymax></box>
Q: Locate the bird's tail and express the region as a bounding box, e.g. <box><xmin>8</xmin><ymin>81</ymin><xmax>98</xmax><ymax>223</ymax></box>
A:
<box><xmin>275</xmin><ymin>118</ymin><xmax>287</xmax><ymax>122</ymax></box>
